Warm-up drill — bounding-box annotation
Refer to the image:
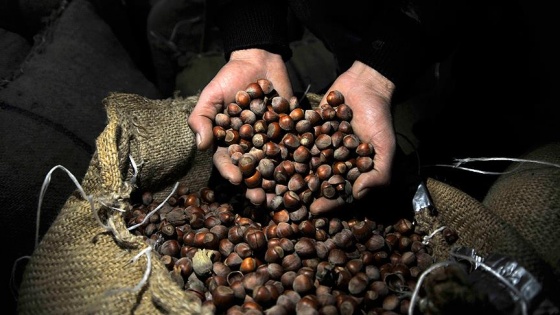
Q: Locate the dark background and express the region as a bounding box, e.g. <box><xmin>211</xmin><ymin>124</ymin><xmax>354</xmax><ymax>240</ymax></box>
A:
<box><xmin>1</xmin><ymin>0</ymin><xmax>559</xmax><ymax>314</ymax></box>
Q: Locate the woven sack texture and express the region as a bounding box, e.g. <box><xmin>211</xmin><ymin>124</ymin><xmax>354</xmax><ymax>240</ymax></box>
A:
<box><xmin>483</xmin><ymin>142</ymin><xmax>560</xmax><ymax>279</ymax></box>
<box><xmin>18</xmin><ymin>92</ymin><xmax>213</xmax><ymax>314</ymax></box>
<box><xmin>415</xmin><ymin>177</ymin><xmax>557</xmax><ymax>294</ymax></box>
<box><xmin>17</xmin><ymin>92</ymin><xmax>323</xmax><ymax>314</ymax></box>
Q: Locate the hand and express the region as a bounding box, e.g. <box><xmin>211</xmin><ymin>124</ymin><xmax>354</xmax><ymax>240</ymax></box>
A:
<box><xmin>187</xmin><ymin>48</ymin><xmax>293</xmax><ymax>205</ymax></box>
<box><xmin>310</xmin><ymin>61</ymin><xmax>397</xmax><ymax>215</ymax></box>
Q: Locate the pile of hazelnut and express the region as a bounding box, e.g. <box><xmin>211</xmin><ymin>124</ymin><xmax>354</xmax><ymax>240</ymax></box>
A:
<box><xmin>212</xmin><ymin>79</ymin><xmax>375</xmax><ymax>210</ymax></box>
<box><xmin>126</xmin><ymin>184</ymin><xmax>435</xmax><ymax>315</ymax></box>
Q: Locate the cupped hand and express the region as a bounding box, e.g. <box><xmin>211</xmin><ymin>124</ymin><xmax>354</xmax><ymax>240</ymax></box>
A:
<box><xmin>187</xmin><ymin>48</ymin><xmax>292</xmax><ymax>205</ymax></box>
<box><xmin>310</xmin><ymin>61</ymin><xmax>397</xmax><ymax>215</ymax></box>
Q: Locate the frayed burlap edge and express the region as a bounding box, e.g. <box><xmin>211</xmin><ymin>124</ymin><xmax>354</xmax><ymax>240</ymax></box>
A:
<box><xmin>18</xmin><ymin>93</ymin><xmax>214</xmax><ymax>314</ymax></box>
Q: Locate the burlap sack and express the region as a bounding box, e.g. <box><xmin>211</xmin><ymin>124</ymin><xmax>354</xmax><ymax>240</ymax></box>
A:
<box><xmin>483</xmin><ymin>142</ymin><xmax>560</xmax><ymax>279</ymax></box>
<box><xmin>416</xmin><ymin>173</ymin><xmax>559</xmax><ymax>302</ymax></box>
<box><xmin>17</xmin><ymin>92</ymin><xmax>324</xmax><ymax>314</ymax></box>
<box><xmin>17</xmin><ymin>93</ymin><xmax>214</xmax><ymax>314</ymax></box>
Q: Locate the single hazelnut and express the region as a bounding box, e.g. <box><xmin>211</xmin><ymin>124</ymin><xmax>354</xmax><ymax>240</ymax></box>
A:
<box><xmin>326</xmin><ymin>90</ymin><xmax>344</xmax><ymax>107</ymax></box>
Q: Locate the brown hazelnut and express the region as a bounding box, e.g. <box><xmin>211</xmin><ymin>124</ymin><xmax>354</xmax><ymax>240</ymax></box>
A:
<box><xmin>249</xmin><ymin>98</ymin><xmax>267</xmax><ymax>116</ymax></box>
<box><xmin>348</xmin><ymin>274</ymin><xmax>368</xmax><ymax>295</ymax></box>
<box><xmin>356</xmin><ymin>143</ymin><xmax>374</xmax><ymax>156</ymax></box>
<box><xmin>245</xmin><ymin>82</ymin><xmax>264</xmax><ymax>99</ymax></box>
<box><xmin>159</xmin><ymin>239</ymin><xmax>180</xmax><ymax>257</ymax></box>
<box><xmin>243</xmin><ymin>271</ymin><xmax>269</xmax><ymax>292</ymax></box>
<box><xmin>282</xmin><ymin>253</ymin><xmax>302</xmax><ymax>271</ymax></box>
<box><xmin>326</xmin><ymin>90</ymin><xmax>344</xmax><ymax>107</ymax></box>
<box><xmin>335</xmin><ymin>103</ymin><xmax>353</xmax><ymax>121</ymax></box>
<box><xmin>257</xmin><ymin>78</ymin><xmax>274</xmax><ymax>95</ymax></box>
<box><xmin>244</xmin><ymin>229</ymin><xmax>266</xmax><ymax>250</ymax></box>
<box><xmin>328</xmin><ymin>248</ymin><xmax>348</xmax><ymax>266</ymax></box>
<box><xmin>215</xmin><ymin>113</ymin><xmax>231</xmax><ymax>128</ymax></box>
<box><xmin>295</xmin><ymin>119</ymin><xmax>312</xmax><ymax>134</ymax></box>
<box><xmin>244</xmin><ymin>170</ymin><xmax>262</xmax><ymax>188</ymax></box>
<box><xmin>263</xmin><ymin>109</ymin><xmax>279</xmax><ymax>122</ymax></box>
<box><xmin>294</xmin><ymin>237</ymin><xmax>316</xmax><ymax>258</ymax></box>
<box><xmin>227</xmin><ymin>102</ymin><xmax>243</xmax><ymax>116</ymax></box>
<box><xmin>271</xmin><ymin>96</ymin><xmax>290</xmax><ymax>114</ymax></box>
<box><xmin>240</xmin><ymin>257</ymin><xmax>258</xmax><ymax>274</ymax></box>
<box><xmin>278</xmin><ymin>114</ymin><xmax>295</xmax><ymax>131</ymax></box>
<box><xmin>264</xmin><ymin>246</ymin><xmax>285</xmax><ymax>264</ymax></box>
<box><xmin>282</xmin><ymin>133</ymin><xmax>300</xmax><ymax>149</ymax></box>
<box><xmin>211</xmin><ymin>285</ymin><xmax>236</xmax><ymax>310</ymax></box>
<box><xmin>235</xmin><ymin>90</ymin><xmax>251</xmax><ymax>107</ymax></box>
<box><xmin>174</xmin><ymin>257</ymin><xmax>193</xmax><ymax>278</ymax></box>
<box><xmin>356</xmin><ymin>156</ymin><xmax>374</xmax><ymax>172</ymax></box>
<box><xmin>292</xmin><ymin>274</ymin><xmax>314</xmax><ymax>295</ymax></box>
<box><xmin>280</xmin><ymin>271</ymin><xmax>297</xmax><ymax>290</ymax></box>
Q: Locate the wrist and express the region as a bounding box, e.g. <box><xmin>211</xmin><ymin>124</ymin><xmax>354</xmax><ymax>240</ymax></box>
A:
<box><xmin>230</xmin><ymin>48</ymin><xmax>284</xmax><ymax>63</ymax></box>
<box><xmin>349</xmin><ymin>61</ymin><xmax>395</xmax><ymax>99</ymax></box>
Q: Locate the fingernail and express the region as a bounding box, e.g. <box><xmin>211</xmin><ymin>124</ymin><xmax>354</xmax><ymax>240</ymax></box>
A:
<box><xmin>195</xmin><ymin>133</ymin><xmax>202</xmax><ymax>148</ymax></box>
<box><xmin>357</xmin><ymin>188</ymin><xmax>370</xmax><ymax>199</ymax></box>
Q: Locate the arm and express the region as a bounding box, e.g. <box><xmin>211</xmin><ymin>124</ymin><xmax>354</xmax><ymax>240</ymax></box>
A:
<box><xmin>188</xmin><ymin>0</ymin><xmax>294</xmax><ymax>205</ymax></box>
<box><xmin>310</xmin><ymin>60</ymin><xmax>396</xmax><ymax>215</ymax></box>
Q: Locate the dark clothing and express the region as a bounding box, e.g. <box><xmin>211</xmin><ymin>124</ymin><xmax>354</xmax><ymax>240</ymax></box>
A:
<box><xmin>209</xmin><ymin>0</ymin><xmax>465</xmax><ymax>91</ymax></box>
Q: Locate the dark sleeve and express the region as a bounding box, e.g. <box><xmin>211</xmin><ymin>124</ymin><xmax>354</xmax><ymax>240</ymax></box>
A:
<box><xmin>285</xmin><ymin>0</ymin><xmax>462</xmax><ymax>91</ymax></box>
<box><xmin>354</xmin><ymin>8</ymin><xmax>426</xmax><ymax>88</ymax></box>
<box><xmin>354</xmin><ymin>2</ymin><xmax>463</xmax><ymax>89</ymax></box>
<box><xmin>210</xmin><ymin>0</ymin><xmax>293</xmax><ymax>61</ymax></box>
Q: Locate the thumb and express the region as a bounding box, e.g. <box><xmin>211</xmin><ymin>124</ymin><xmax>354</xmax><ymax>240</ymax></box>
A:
<box><xmin>188</xmin><ymin>99</ymin><xmax>222</xmax><ymax>151</ymax></box>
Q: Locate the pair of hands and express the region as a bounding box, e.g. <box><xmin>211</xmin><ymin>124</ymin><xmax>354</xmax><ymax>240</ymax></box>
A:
<box><xmin>187</xmin><ymin>48</ymin><xmax>396</xmax><ymax>215</ymax></box>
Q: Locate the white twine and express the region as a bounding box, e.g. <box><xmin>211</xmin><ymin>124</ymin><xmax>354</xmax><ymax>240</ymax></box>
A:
<box><xmin>36</xmin><ymin>165</ymin><xmax>97</xmax><ymax>247</ymax></box>
<box><xmin>13</xmin><ymin>164</ymin><xmax>108</xmax><ymax>306</ymax></box>
<box><xmin>10</xmin><ymin>255</ymin><xmax>31</xmax><ymax>302</ymax></box>
<box><xmin>449</xmin><ymin>251</ymin><xmax>529</xmax><ymax>315</ymax></box>
<box><xmin>103</xmin><ymin>246</ymin><xmax>153</xmax><ymax>296</ymax></box>
<box><xmin>128</xmin><ymin>154</ymin><xmax>141</xmax><ymax>187</ymax></box>
<box><xmin>422</xmin><ymin>226</ymin><xmax>447</xmax><ymax>245</ymax></box>
<box><xmin>97</xmin><ymin>155</ymin><xmax>142</xmax><ymax>213</ymax></box>
<box><xmin>408</xmin><ymin>253</ymin><xmax>529</xmax><ymax>315</ymax></box>
<box><xmin>19</xmin><ymin>155</ymin><xmax>163</xmax><ymax>307</ymax></box>
<box><xmin>127</xmin><ymin>181</ymin><xmax>179</xmax><ymax>231</ymax></box>
<box><xmin>408</xmin><ymin>261</ymin><xmax>453</xmax><ymax>315</ymax></box>
<box><xmin>430</xmin><ymin>157</ymin><xmax>560</xmax><ymax>175</ymax></box>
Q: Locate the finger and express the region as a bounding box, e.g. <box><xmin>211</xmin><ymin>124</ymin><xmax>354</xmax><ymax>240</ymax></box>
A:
<box><xmin>270</xmin><ymin>79</ymin><xmax>293</xmax><ymax>100</ymax></box>
<box><xmin>263</xmin><ymin>66</ymin><xmax>293</xmax><ymax>100</ymax></box>
<box><xmin>188</xmin><ymin>88</ymin><xmax>225</xmax><ymax>150</ymax></box>
<box><xmin>319</xmin><ymin>90</ymin><xmax>329</xmax><ymax>107</ymax></box>
<box><xmin>353</xmin><ymin>150</ymin><xmax>393</xmax><ymax>199</ymax></box>
<box><xmin>309</xmin><ymin>196</ymin><xmax>346</xmax><ymax>215</ymax></box>
<box><xmin>213</xmin><ymin>147</ymin><xmax>242</xmax><ymax>185</ymax></box>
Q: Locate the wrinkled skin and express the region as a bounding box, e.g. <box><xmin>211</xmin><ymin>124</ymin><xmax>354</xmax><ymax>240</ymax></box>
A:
<box><xmin>187</xmin><ymin>48</ymin><xmax>396</xmax><ymax>215</ymax></box>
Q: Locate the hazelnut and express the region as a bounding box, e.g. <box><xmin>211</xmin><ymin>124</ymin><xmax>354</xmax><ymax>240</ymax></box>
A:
<box><xmin>240</xmin><ymin>257</ymin><xmax>258</xmax><ymax>274</ymax></box>
<box><xmin>326</xmin><ymin>90</ymin><xmax>344</xmax><ymax>106</ymax></box>
<box><xmin>257</xmin><ymin>78</ymin><xmax>274</xmax><ymax>95</ymax></box>
<box><xmin>211</xmin><ymin>285</ymin><xmax>235</xmax><ymax>310</ymax></box>
<box><xmin>235</xmin><ymin>90</ymin><xmax>251</xmax><ymax>107</ymax></box>
<box><xmin>294</xmin><ymin>237</ymin><xmax>316</xmax><ymax>258</ymax></box>
<box><xmin>245</xmin><ymin>82</ymin><xmax>264</xmax><ymax>99</ymax></box>
<box><xmin>292</xmin><ymin>274</ymin><xmax>314</xmax><ymax>295</ymax></box>
<box><xmin>271</xmin><ymin>96</ymin><xmax>290</xmax><ymax>114</ymax></box>
<box><xmin>249</xmin><ymin>98</ymin><xmax>267</xmax><ymax>116</ymax></box>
